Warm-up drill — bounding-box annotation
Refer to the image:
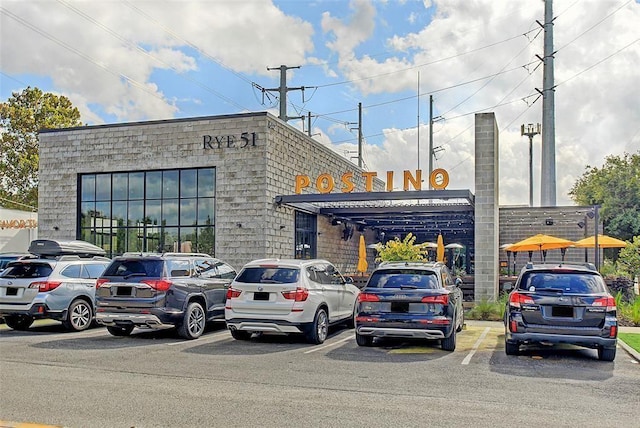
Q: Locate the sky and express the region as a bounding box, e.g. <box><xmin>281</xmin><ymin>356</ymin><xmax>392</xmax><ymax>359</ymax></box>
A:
<box><xmin>1</xmin><ymin>0</ymin><xmax>639</xmax><ymax>207</ymax></box>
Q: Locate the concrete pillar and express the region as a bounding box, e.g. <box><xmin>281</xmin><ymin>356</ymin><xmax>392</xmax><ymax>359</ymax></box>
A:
<box><xmin>474</xmin><ymin>113</ymin><xmax>499</xmax><ymax>302</ymax></box>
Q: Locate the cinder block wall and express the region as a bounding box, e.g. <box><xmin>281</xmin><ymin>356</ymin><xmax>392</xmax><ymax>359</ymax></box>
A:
<box><xmin>499</xmin><ymin>206</ymin><xmax>602</xmax><ymax>274</ymax></box>
<box><xmin>38</xmin><ymin>112</ymin><xmax>383</xmax><ymax>272</ymax></box>
<box><xmin>474</xmin><ymin>113</ymin><xmax>499</xmax><ymax>302</ymax></box>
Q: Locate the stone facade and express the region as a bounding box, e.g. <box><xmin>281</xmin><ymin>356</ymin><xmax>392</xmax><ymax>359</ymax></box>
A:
<box><xmin>473</xmin><ymin>113</ymin><xmax>500</xmax><ymax>302</ymax></box>
<box><xmin>499</xmin><ymin>205</ymin><xmax>602</xmax><ymax>274</ymax></box>
<box><xmin>38</xmin><ymin>112</ymin><xmax>382</xmax><ymax>272</ymax></box>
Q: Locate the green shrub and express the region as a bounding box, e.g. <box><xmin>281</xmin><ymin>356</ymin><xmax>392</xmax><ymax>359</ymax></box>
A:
<box><xmin>618</xmin><ymin>296</ymin><xmax>640</xmax><ymax>326</ymax></box>
<box><xmin>466</xmin><ymin>299</ymin><xmax>502</xmax><ymax>321</ymax></box>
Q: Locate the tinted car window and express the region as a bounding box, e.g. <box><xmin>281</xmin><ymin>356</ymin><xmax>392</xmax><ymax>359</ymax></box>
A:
<box><xmin>235</xmin><ymin>267</ymin><xmax>300</xmax><ymax>284</ymax></box>
<box><xmin>519</xmin><ymin>272</ymin><xmax>605</xmax><ymax>293</ymax></box>
<box><xmin>216</xmin><ymin>262</ymin><xmax>236</xmax><ymax>280</ymax></box>
<box><xmin>85</xmin><ymin>263</ymin><xmax>107</xmax><ymax>279</ymax></box>
<box><xmin>167</xmin><ymin>259</ymin><xmax>192</xmax><ymax>277</ymax></box>
<box><xmin>61</xmin><ymin>264</ymin><xmax>83</xmax><ymax>278</ymax></box>
<box><xmin>104</xmin><ymin>259</ymin><xmax>164</xmax><ymax>277</ymax></box>
<box><xmin>1</xmin><ymin>263</ymin><xmax>53</xmax><ymax>278</ymax></box>
<box><xmin>368</xmin><ymin>270</ymin><xmax>439</xmax><ymax>289</ymax></box>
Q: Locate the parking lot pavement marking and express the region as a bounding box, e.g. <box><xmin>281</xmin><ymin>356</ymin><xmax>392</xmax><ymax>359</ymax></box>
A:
<box><xmin>303</xmin><ymin>334</ymin><xmax>353</xmax><ymax>354</ymax></box>
<box><xmin>388</xmin><ymin>346</ymin><xmax>439</xmax><ymax>354</ymax></box>
<box><xmin>166</xmin><ymin>329</ymin><xmax>232</xmax><ymax>347</ymax></box>
<box><xmin>461</xmin><ymin>327</ymin><xmax>490</xmax><ymax>365</ymax></box>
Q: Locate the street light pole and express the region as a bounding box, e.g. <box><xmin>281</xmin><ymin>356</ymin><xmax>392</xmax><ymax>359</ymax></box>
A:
<box><xmin>521</xmin><ymin>123</ymin><xmax>541</xmax><ymax>207</ymax></box>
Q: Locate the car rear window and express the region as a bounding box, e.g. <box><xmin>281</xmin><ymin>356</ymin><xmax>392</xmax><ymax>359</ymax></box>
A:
<box><xmin>103</xmin><ymin>259</ymin><xmax>165</xmax><ymax>278</ymax></box>
<box><xmin>519</xmin><ymin>272</ymin><xmax>606</xmax><ymax>293</ymax></box>
<box><xmin>235</xmin><ymin>267</ymin><xmax>300</xmax><ymax>284</ymax></box>
<box><xmin>368</xmin><ymin>270</ymin><xmax>439</xmax><ymax>289</ymax></box>
<box><xmin>0</xmin><ymin>262</ymin><xmax>53</xmax><ymax>278</ymax></box>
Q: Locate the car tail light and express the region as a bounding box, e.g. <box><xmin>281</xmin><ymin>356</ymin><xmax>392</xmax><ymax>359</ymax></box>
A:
<box><xmin>356</xmin><ymin>316</ymin><xmax>380</xmax><ymax>323</ymax></box>
<box><xmin>281</xmin><ymin>287</ymin><xmax>309</xmax><ymax>302</ymax></box>
<box><xmin>593</xmin><ymin>296</ymin><xmax>616</xmax><ymax>312</ymax></box>
<box><xmin>141</xmin><ymin>279</ymin><xmax>172</xmax><ymax>291</ymax></box>
<box><xmin>96</xmin><ymin>278</ymin><xmax>109</xmax><ymax>288</ymax></box>
<box><xmin>609</xmin><ymin>325</ymin><xmax>617</xmax><ymax>338</ymax></box>
<box><xmin>357</xmin><ymin>293</ymin><xmax>380</xmax><ymax>302</ymax></box>
<box><xmin>421</xmin><ymin>295</ymin><xmax>449</xmax><ymax>304</ymax></box>
<box><xmin>226</xmin><ymin>288</ymin><xmax>242</xmax><ymax>299</ymax></box>
<box><xmin>509</xmin><ymin>292</ymin><xmax>534</xmax><ymax>308</ymax></box>
<box><xmin>510</xmin><ymin>319</ymin><xmax>518</xmax><ymax>333</ymax></box>
<box><xmin>29</xmin><ymin>281</ymin><xmax>62</xmax><ymax>292</ymax></box>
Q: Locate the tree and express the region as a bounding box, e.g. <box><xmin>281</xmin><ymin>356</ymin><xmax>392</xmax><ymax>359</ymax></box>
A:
<box><xmin>569</xmin><ymin>152</ymin><xmax>640</xmax><ymax>241</ymax></box>
<box><xmin>0</xmin><ymin>87</ymin><xmax>82</xmax><ymax>210</ymax></box>
<box><xmin>617</xmin><ymin>235</ymin><xmax>640</xmax><ymax>281</ymax></box>
<box><xmin>374</xmin><ymin>233</ymin><xmax>429</xmax><ymax>262</ymax></box>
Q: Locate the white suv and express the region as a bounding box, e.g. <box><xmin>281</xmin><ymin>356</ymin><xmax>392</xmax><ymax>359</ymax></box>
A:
<box><xmin>225</xmin><ymin>259</ymin><xmax>360</xmax><ymax>344</ymax></box>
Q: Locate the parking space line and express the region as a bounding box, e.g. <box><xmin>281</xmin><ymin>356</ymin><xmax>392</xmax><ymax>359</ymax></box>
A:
<box><xmin>303</xmin><ymin>334</ymin><xmax>353</xmax><ymax>354</ymax></box>
<box><xmin>166</xmin><ymin>330</ymin><xmax>232</xmax><ymax>346</ymax></box>
<box><xmin>461</xmin><ymin>326</ymin><xmax>490</xmax><ymax>365</ymax></box>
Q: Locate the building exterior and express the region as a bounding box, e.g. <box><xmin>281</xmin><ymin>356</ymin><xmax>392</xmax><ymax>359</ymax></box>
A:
<box><xmin>38</xmin><ymin>112</ymin><xmax>384</xmax><ymax>273</ymax></box>
<box><xmin>37</xmin><ymin>111</ymin><xmax>601</xmax><ymax>300</ymax></box>
<box><xmin>0</xmin><ymin>207</ymin><xmax>38</xmax><ymax>252</ymax></box>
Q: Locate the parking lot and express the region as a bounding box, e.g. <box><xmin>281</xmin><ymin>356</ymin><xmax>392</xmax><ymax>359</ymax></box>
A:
<box><xmin>1</xmin><ymin>319</ymin><xmax>639</xmax><ymax>428</ymax></box>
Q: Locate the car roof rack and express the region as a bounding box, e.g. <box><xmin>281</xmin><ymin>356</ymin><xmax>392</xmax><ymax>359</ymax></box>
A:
<box><xmin>28</xmin><ymin>239</ymin><xmax>106</xmax><ymax>258</ymax></box>
<box><xmin>162</xmin><ymin>252</ymin><xmax>211</xmax><ymax>258</ymax></box>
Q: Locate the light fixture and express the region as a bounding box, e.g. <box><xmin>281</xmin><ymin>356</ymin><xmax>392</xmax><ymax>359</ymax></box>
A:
<box><xmin>545</xmin><ymin>218</ymin><xmax>554</xmax><ymax>226</ymax></box>
<box><xmin>280</xmin><ymin>225</ymin><xmax>286</xmax><ymax>230</ymax></box>
<box><xmin>236</xmin><ymin>223</ymin><xmax>242</xmax><ymax>228</ymax></box>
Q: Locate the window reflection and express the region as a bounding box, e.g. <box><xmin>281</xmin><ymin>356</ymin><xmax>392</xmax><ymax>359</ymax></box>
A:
<box><xmin>79</xmin><ymin>168</ymin><xmax>216</xmax><ymax>257</ymax></box>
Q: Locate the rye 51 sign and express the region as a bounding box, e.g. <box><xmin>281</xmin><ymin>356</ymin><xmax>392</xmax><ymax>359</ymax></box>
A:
<box><xmin>295</xmin><ymin>169</ymin><xmax>450</xmax><ymax>194</ymax></box>
<box><xmin>203</xmin><ymin>132</ymin><xmax>257</xmax><ymax>149</ymax></box>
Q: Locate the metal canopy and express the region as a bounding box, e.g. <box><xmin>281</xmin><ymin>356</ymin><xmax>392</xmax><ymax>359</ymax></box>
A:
<box><xmin>274</xmin><ymin>190</ymin><xmax>475</xmax><ymax>247</ymax></box>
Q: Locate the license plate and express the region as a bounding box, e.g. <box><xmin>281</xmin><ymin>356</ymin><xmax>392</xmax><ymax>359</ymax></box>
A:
<box><xmin>551</xmin><ymin>306</ymin><xmax>573</xmax><ymax>317</ymax></box>
<box><xmin>391</xmin><ymin>301</ymin><xmax>409</xmax><ymax>313</ymax></box>
<box><xmin>7</xmin><ymin>287</ymin><xmax>18</xmax><ymax>296</ymax></box>
<box><xmin>116</xmin><ymin>287</ymin><xmax>133</xmax><ymax>297</ymax></box>
<box><xmin>254</xmin><ymin>292</ymin><xmax>269</xmax><ymax>301</ymax></box>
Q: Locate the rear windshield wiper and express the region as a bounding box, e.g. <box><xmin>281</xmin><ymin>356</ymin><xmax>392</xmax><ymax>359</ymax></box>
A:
<box><xmin>400</xmin><ymin>285</ymin><xmax>418</xmax><ymax>290</ymax></box>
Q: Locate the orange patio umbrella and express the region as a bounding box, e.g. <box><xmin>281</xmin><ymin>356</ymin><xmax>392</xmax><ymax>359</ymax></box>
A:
<box><xmin>357</xmin><ymin>234</ymin><xmax>368</xmax><ymax>274</ymax></box>
<box><xmin>574</xmin><ymin>234</ymin><xmax>628</xmax><ymax>248</ymax></box>
<box><xmin>506</xmin><ymin>234</ymin><xmax>575</xmax><ymax>262</ymax></box>
<box><xmin>436</xmin><ymin>234</ymin><xmax>445</xmax><ymax>262</ymax></box>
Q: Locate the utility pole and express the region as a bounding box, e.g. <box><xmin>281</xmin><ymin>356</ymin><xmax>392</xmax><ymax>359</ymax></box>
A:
<box><xmin>357</xmin><ymin>102</ymin><xmax>363</xmax><ymax>168</ymax></box>
<box><xmin>265</xmin><ymin>65</ymin><xmax>304</xmax><ymax>123</ymax></box>
<box><xmin>521</xmin><ymin>123</ymin><xmax>541</xmax><ymax>207</ymax></box>
<box><xmin>428</xmin><ymin>95</ymin><xmax>434</xmax><ymax>189</ymax></box>
<box><xmin>537</xmin><ymin>0</ymin><xmax>557</xmax><ymax>206</ymax></box>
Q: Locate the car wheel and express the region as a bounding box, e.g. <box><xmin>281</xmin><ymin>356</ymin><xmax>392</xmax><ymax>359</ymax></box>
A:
<box><xmin>177</xmin><ymin>302</ymin><xmax>206</xmax><ymax>340</ymax></box>
<box><xmin>4</xmin><ymin>314</ymin><xmax>34</xmax><ymax>331</ymax></box>
<box><xmin>106</xmin><ymin>325</ymin><xmax>134</xmax><ymax>336</ymax></box>
<box><xmin>441</xmin><ymin>328</ymin><xmax>456</xmax><ymax>351</ymax></box>
<box><xmin>597</xmin><ymin>346</ymin><xmax>616</xmax><ymax>362</ymax></box>
<box><xmin>306</xmin><ymin>308</ymin><xmax>328</xmax><ymax>344</ymax></box>
<box><xmin>505</xmin><ymin>339</ymin><xmax>520</xmax><ymax>356</ymax></box>
<box><xmin>355</xmin><ymin>332</ymin><xmax>373</xmax><ymax>347</ymax></box>
<box><xmin>230</xmin><ymin>329</ymin><xmax>251</xmax><ymax>340</ymax></box>
<box><xmin>63</xmin><ymin>299</ymin><xmax>93</xmax><ymax>332</ymax></box>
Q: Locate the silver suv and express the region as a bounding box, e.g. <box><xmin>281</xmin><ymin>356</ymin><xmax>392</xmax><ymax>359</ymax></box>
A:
<box><xmin>225</xmin><ymin>259</ymin><xmax>360</xmax><ymax>344</ymax></box>
<box><xmin>0</xmin><ymin>240</ymin><xmax>110</xmax><ymax>332</ymax></box>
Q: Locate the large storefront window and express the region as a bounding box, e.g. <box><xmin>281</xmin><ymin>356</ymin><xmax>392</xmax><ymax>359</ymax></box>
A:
<box><xmin>78</xmin><ymin>168</ymin><xmax>216</xmax><ymax>257</ymax></box>
<box><xmin>295</xmin><ymin>211</ymin><xmax>317</xmax><ymax>259</ymax></box>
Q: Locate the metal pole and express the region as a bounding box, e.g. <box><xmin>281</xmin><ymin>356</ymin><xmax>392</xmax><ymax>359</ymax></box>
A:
<box><xmin>528</xmin><ymin>135</ymin><xmax>533</xmax><ymax>207</ymax></box>
<box><xmin>540</xmin><ymin>0</ymin><xmax>556</xmax><ymax>206</ymax></box>
<box><xmin>428</xmin><ymin>95</ymin><xmax>433</xmax><ymax>189</ymax></box>
<box><xmin>594</xmin><ymin>205</ymin><xmax>600</xmax><ymax>270</ymax></box>
<box><xmin>358</xmin><ymin>102</ymin><xmax>363</xmax><ymax>168</ymax></box>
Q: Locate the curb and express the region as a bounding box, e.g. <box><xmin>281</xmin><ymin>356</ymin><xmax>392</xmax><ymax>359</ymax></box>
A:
<box><xmin>618</xmin><ymin>338</ymin><xmax>640</xmax><ymax>362</ymax></box>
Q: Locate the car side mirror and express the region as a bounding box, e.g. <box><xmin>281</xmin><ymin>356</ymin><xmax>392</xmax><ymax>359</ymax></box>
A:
<box><xmin>455</xmin><ymin>277</ymin><xmax>463</xmax><ymax>287</ymax></box>
<box><xmin>344</xmin><ymin>276</ymin><xmax>354</xmax><ymax>284</ymax></box>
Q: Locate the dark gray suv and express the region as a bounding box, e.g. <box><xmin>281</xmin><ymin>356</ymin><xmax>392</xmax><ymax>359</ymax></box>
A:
<box><xmin>504</xmin><ymin>262</ymin><xmax>618</xmax><ymax>361</ymax></box>
<box><xmin>95</xmin><ymin>253</ymin><xmax>236</xmax><ymax>339</ymax></box>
